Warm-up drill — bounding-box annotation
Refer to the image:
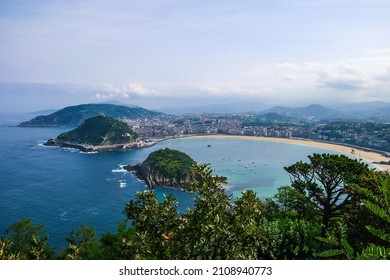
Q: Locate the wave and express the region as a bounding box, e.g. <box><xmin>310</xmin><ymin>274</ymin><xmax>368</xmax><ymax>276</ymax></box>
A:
<box><xmin>60</xmin><ymin>211</ymin><xmax>70</xmax><ymax>221</ymax></box>
<box><xmin>119</xmin><ymin>180</ymin><xmax>127</xmax><ymax>188</ymax></box>
<box><xmin>79</xmin><ymin>151</ymin><xmax>98</xmax><ymax>154</ymax></box>
<box><xmin>112</xmin><ymin>165</ymin><xmax>128</xmax><ymax>173</ymax></box>
<box><xmin>61</xmin><ymin>147</ymin><xmax>79</xmax><ymax>153</ymax></box>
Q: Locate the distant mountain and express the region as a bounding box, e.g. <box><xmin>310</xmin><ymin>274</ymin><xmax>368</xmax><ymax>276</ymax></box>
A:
<box><xmin>335</xmin><ymin>101</ymin><xmax>390</xmax><ymax>113</ymax></box>
<box><xmin>333</xmin><ymin>101</ymin><xmax>390</xmax><ymax>122</ymax></box>
<box><xmin>159</xmin><ymin>101</ymin><xmax>269</xmax><ymax>114</ymax></box>
<box><xmin>259</xmin><ymin>104</ymin><xmax>349</xmax><ymax>120</ymax></box>
<box><xmin>18</xmin><ymin>103</ymin><xmax>166</xmax><ymax>127</ymax></box>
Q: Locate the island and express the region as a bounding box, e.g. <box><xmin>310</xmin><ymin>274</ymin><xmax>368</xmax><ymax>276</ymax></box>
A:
<box><xmin>18</xmin><ymin>103</ymin><xmax>166</xmax><ymax>127</ymax></box>
<box><xmin>125</xmin><ymin>148</ymin><xmax>196</xmax><ymax>189</ymax></box>
<box><xmin>44</xmin><ymin>115</ymin><xmax>152</xmax><ymax>152</ymax></box>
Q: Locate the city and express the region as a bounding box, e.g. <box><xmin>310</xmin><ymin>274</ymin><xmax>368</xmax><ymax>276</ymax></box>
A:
<box><xmin>122</xmin><ymin>113</ymin><xmax>390</xmax><ymax>153</ymax></box>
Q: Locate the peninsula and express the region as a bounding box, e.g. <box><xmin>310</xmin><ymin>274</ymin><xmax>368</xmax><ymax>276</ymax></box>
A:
<box><xmin>125</xmin><ymin>148</ymin><xmax>196</xmax><ymax>189</ymax></box>
<box><xmin>44</xmin><ymin>115</ymin><xmax>151</xmax><ymax>152</ymax></box>
<box><xmin>18</xmin><ymin>103</ymin><xmax>166</xmax><ymax>127</ymax></box>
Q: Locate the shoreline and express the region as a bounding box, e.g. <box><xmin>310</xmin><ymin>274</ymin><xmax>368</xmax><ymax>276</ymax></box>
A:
<box><xmin>44</xmin><ymin>138</ymin><xmax>157</xmax><ymax>152</ymax></box>
<box><xmin>178</xmin><ymin>134</ymin><xmax>390</xmax><ymax>171</ymax></box>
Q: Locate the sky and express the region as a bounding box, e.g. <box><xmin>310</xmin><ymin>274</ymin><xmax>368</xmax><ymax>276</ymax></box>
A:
<box><xmin>0</xmin><ymin>0</ymin><xmax>389</xmax><ymax>112</ymax></box>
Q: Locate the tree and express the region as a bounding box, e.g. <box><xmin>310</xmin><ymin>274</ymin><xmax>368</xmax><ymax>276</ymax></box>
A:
<box><xmin>284</xmin><ymin>153</ymin><xmax>369</xmax><ymax>237</ymax></box>
<box><xmin>62</xmin><ymin>224</ymin><xmax>99</xmax><ymax>260</ymax></box>
<box><xmin>124</xmin><ymin>191</ymin><xmax>179</xmax><ymax>259</ymax></box>
<box><xmin>352</xmin><ymin>172</ymin><xmax>390</xmax><ymax>259</ymax></box>
<box><xmin>123</xmin><ymin>163</ymin><xmax>267</xmax><ymax>259</ymax></box>
<box><xmin>2</xmin><ymin>218</ymin><xmax>52</xmax><ymax>260</ymax></box>
<box><xmin>318</xmin><ymin>171</ymin><xmax>390</xmax><ymax>259</ymax></box>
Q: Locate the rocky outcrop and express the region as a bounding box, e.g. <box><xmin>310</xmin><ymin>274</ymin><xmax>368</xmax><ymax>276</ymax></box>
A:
<box><xmin>124</xmin><ymin>148</ymin><xmax>195</xmax><ymax>190</ymax></box>
<box><xmin>124</xmin><ymin>162</ymin><xmax>191</xmax><ymax>190</ymax></box>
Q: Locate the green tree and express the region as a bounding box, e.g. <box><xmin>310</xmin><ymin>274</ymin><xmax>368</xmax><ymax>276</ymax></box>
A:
<box><xmin>318</xmin><ymin>171</ymin><xmax>390</xmax><ymax>259</ymax></box>
<box><xmin>259</xmin><ymin>218</ymin><xmax>321</xmax><ymax>259</ymax></box>
<box><xmin>284</xmin><ymin>153</ymin><xmax>369</xmax><ymax>237</ymax></box>
<box><xmin>124</xmin><ymin>191</ymin><xmax>179</xmax><ymax>259</ymax></box>
<box><xmin>123</xmin><ymin>163</ymin><xmax>267</xmax><ymax>259</ymax></box>
<box><xmin>352</xmin><ymin>172</ymin><xmax>390</xmax><ymax>259</ymax></box>
<box><xmin>99</xmin><ymin>221</ymin><xmax>137</xmax><ymax>260</ymax></box>
<box><xmin>62</xmin><ymin>224</ymin><xmax>99</xmax><ymax>260</ymax></box>
<box><xmin>2</xmin><ymin>218</ymin><xmax>52</xmax><ymax>260</ymax></box>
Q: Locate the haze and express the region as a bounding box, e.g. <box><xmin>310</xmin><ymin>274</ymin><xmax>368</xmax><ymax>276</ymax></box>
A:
<box><xmin>1</xmin><ymin>0</ymin><xmax>389</xmax><ymax>112</ymax></box>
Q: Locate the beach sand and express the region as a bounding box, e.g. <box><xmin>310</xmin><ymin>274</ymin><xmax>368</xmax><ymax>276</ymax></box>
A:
<box><xmin>185</xmin><ymin>135</ymin><xmax>390</xmax><ymax>171</ymax></box>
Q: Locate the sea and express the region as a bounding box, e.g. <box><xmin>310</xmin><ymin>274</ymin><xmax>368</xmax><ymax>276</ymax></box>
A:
<box><xmin>0</xmin><ymin>113</ymin><xmax>345</xmax><ymax>250</ymax></box>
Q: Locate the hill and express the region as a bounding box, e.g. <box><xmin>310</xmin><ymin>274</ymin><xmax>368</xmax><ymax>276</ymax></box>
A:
<box><xmin>45</xmin><ymin>115</ymin><xmax>140</xmax><ymax>152</ymax></box>
<box><xmin>258</xmin><ymin>104</ymin><xmax>357</xmax><ymax>121</ymax></box>
<box><xmin>127</xmin><ymin>148</ymin><xmax>196</xmax><ymax>189</ymax></box>
<box><xmin>18</xmin><ymin>103</ymin><xmax>165</xmax><ymax>127</ymax></box>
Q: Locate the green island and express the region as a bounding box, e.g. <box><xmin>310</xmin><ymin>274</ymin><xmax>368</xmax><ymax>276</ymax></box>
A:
<box><xmin>18</xmin><ymin>103</ymin><xmax>166</xmax><ymax>127</ymax></box>
<box><xmin>125</xmin><ymin>148</ymin><xmax>199</xmax><ymax>189</ymax></box>
<box><xmin>44</xmin><ymin>115</ymin><xmax>143</xmax><ymax>152</ymax></box>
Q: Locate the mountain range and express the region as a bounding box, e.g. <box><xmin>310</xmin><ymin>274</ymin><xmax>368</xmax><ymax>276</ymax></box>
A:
<box><xmin>257</xmin><ymin>102</ymin><xmax>390</xmax><ymax>122</ymax></box>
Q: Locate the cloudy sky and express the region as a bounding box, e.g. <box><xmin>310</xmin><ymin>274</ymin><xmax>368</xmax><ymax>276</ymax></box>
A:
<box><xmin>0</xmin><ymin>0</ymin><xmax>389</xmax><ymax>112</ymax></box>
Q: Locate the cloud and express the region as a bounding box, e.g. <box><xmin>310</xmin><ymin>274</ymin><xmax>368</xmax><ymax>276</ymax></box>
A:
<box><xmin>194</xmin><ymin>84</ymin><xmax>270</xmax><ymax>97</ymax></box>
<box><xmin>94</xmin><ymin>83</ymin><xmax>158</xmax><ymax>99</ymax></box>
<box><xmin>305</xmin><ymin>62</ymin><xmax>390</xmax><ymax>91</ymax></box>
<box><xmin>282</xmin><ymin>74</ymin><xmax>297</xmax><ymax>81</ymax></box>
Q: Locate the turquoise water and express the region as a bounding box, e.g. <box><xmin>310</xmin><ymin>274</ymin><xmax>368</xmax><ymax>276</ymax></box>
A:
<box><xmin>0</xmin><ymin>116</ymin><xmax>345</xmax><ymax>250</ymax></box>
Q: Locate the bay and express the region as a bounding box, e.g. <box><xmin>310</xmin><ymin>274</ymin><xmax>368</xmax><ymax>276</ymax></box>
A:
<box><xmin>0</xmin><ymin>116</ymin><xmax>342</xmax><ymax>250</ymax></box>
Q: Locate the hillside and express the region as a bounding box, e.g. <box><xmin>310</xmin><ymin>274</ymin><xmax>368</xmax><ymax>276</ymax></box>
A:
<box><xmin>18</xmin><ymin>103</ymin><xmax>165</xmax><ymax>127</ymax></box>
<box><xmin>259</xmin><ymin>104</ymin><xmax>351</xmax><ymax>121</ymax></box>
<box><xmin>45</xmin><ymin>116</ymin><xmax>140</xmax><ymax>151</ymax></box>
<box><xmin>128</xmin><ymin>148</ymin><xmax>196</xmax><ymax>189</ymax></box>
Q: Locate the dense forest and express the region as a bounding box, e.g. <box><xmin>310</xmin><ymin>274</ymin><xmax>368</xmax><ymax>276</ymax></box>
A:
<box><xmin>56</xmin><ymin>115</ymin><xmax>138</xmax><ymax>146</ymax></box>
<box><xmin>133</xmin><ymin>148</ymin><xmax>197</xmax><ymax>189</ymax></box>
<box><xmin>1</xmin><ymin>153</ymin><xmax>389</xmax><ymax>260</ymax></box>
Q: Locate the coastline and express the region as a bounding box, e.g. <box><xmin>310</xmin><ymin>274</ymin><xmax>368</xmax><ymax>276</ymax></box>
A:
<box><xmin>181</xmin><ymin>134</ymin><xmax>390</xmax><ymax>171</ymax></box>
<box><xmin>44</xmin><ymin>138</ymin><xmax>157</xmax><ymax>152</ymax></box>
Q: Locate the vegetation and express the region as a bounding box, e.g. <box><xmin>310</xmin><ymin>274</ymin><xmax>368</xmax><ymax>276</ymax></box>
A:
<box><xmin>56</xmin><ymin>115</ymin><xmax>138</xmax><ymax>146</ymax></box>
<box><xmin>18</xmin><ymin>103</ymin><xmax>166</xmax><ymax>127</ymax></box>
<box><xmin>1</xmin><ymin>153</ymin><xmax>389</xmax><ymax>260</ymax></box>
<box><xmin>134</xmin><ymin>148</ymin><xmax>197</xmax><ymax>189</ymax></box>
<box><xmin>284</xmin><ymin>153</ymin><xmax>369</xmax><ymax>237</ymax></box>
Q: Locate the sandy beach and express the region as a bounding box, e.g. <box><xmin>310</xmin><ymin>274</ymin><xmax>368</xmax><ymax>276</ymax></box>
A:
<box><xmin>184</xmin><ymin>135</ymin><xmax>390</xmax><ymax>171</ymax></box>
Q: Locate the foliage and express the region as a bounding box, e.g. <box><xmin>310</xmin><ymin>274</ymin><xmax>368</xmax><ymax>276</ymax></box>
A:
<box><xmin>123</xmin><ymin>163</ymin><xmax>267</xmax><ymax>259</ymax></box>
<box><xmin>259</xmin><ymin>218</ymin><xmax>321</xmax><ymax>260</ymax></box>
<box><xmin>99</xmin><ymin>222</ymin><xmax>136</xmax><ymax>260</ymax></box>
<box><xmin>124</xmin><ymin>191</ymin><xmax>180</xmax><ymax>259</ymax></box>
<box><xmin>172</xmin><ymin>164</ymin><xmax>266</xmax><ymax>259</ymax></box>
<box><xmin>284</xmin><ymin>153</ymin><xmax>369</xmax><ymax>237</ymax></box>
<box><xmin>0</xmin><ymin>238</ymin><xmax>19</xmax><ymax>260</ymax></box>
<box><xmin>57</xmin><ymin>115</ymin><xmax>138</xmax><ymax>146</ymax></box>
<box><xmin>2</xmin><ymin>218</ymin><xmax>52</xmax><ymax>260</ymax></box>
<box><xmin>138</xmin><ymin>148</ymin><xmax>196</xmax><ymax>188</ymax></box>
<box><xmin>318</xmin><ymin>172</ymin><xmax>390</xmax><ymax>260</ymax></box>
<box><xmin>263</xmin><ymin>186</ymin><xmax>318</xmax><ymax>221</ymax></box>
<box><xmin>62</xmin><ymin>225</ymin><xmax>99</xmax><ymax>260</ymax></box>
